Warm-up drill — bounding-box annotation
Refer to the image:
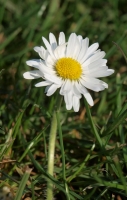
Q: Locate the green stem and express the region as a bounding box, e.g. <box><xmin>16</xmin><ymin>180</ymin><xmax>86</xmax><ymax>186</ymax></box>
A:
<box><xmin>47</xmin><ymin>96</ymin><xmax>63</xmax><ymax>200</ymax></box>
<box><xmin>47</xmin><ymin>111</ymin><xmax>57</xmax><ymax>200</ymax></box>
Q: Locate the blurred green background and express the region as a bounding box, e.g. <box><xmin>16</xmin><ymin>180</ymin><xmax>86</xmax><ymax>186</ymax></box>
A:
<box><xmin>0</xmin><ymin>0</ymin><xmax>127</xmax><ymax>199</ymax></box>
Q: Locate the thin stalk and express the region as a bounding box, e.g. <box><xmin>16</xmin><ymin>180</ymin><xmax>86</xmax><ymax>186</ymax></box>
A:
<box><xmin>47</xmin><ymin>111</ymin><xmax>57</xmax><ymax>200</ymax></box>
<box><xmin>47</xmin><ymin>96</ymin><xmax>63</xmax><ymax>200</ymax></box>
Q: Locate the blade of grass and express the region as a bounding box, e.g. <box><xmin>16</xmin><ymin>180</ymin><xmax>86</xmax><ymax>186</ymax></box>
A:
<box><xmin>0</xmin><ymin>28</ymin><xmax>22</xmax><ymax>51</ymax></box>
<box><xmin>0</xmin><ymin>0</ymin><xmax>7</xmax><ymax>24</ymax></box>
<box><xmin>97</xmin><ymin>91</ymin><xmax>107</xmax><ymax>115</ymax></box>
<box><xmin>14</xmin><ymin>167</ymin><xmax>32</xmax><ymax>200</ymax></box>
<box><xmin>0</xmin><ymin>110</ymin><xmax>24</xmax><ymax>160</ymax></box>
<box><xmin>84</xmin><ymin>99</ymin><xmax>103</xmax><ymax>148</ymax></box>
<box><xmin>113</xmin><ymin>42</ymin><xmax>127</xmax><ymax>63</ymax></box>
<box><xmin>103</xmin><ymin>109</ymin><xmax>127</xmax><ymax>138</ymax></box>
<box><xmin>93</xmin><ymin>175</ymin><xmax>127</xmax><ymax>191</ymax></box>
<box><xmin>96</xmin><ymin>188</ymin><xmax>108</xmax><ymax>200</ymax></box>
<box><xmin>21</xmin><ymin>135</ymin><xmax>83</xmax><ymax>200</ymax></box>
<box><xmin>116</xmin><ymin>74</ymin><xmax>127</xmax><ymax>167</ymax></box>
<box><xmin>113</xmin><ymin>155</ymin><xmax>127</xmax><ymax>194</ymax></box>
<box><xmin>9</xmin><ymin>124</ymin><xmax>49</xmax><ymax>175</ymax></box>
<box><xmin>68</xmin><ymin>143</ymin><xmax>95</xmax><ymax>182</ymax></box>
<box><xmin>106</xmin><ymin>30</ymin><xmax>127</xmax><ymax>59</ymax></box>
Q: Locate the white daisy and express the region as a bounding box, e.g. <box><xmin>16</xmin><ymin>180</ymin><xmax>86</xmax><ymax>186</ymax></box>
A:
<box><xmin>23</xmin><ymin>32</ymin><xmax>114</xmax><ymax>112</ymax></box>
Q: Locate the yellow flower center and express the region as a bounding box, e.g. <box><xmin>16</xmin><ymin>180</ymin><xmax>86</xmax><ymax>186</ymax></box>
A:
<box><xmin>55</xmin><ymin>58</ymin><xmax>82</xmax><ymax>80</ymax></box>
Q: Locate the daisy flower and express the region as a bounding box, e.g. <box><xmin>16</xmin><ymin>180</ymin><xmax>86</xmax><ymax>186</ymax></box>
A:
<box><xmin>23</xmin><ymin>32</ymin><xmax>114</xmax><ymax>112</ymax></box>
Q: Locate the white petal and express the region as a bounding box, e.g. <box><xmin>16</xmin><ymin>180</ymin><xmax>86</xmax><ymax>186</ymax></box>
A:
<box><xmin>75</xmin><ymin>81</ymin><xmax>85</xmax><ymax>94</ymax></box>
<box><xmin>77</xmin><ymin>35</ymin><xmax>83</xmax><ymax>43</ymax></box>
<box><xmin>46</xmin><ymin>84</ymin><xmax>59</xmax><ymax>96</ymax></box>
<box><xmin>45</xmin><ymin>52</ymin><xmax>56</xmax><ymax>66</ymax></box>
<box><xmin>45</xmin><ymin>85</ymin><xmax>51</xmax><ymax>93</ymax></box>
<box><xmin>81</xmin><ymin>77</ymin><xmax>108</xmax><ymax>89</ymax></box>
<box><xmin>64</xmin><ymin>79</ymin><xmax>72</xmax><ymax>92</ymax></box>
<box><xmin>26</xmin><ymin>60</ymin><xmax>41</xmax><ymax>68</ymax></box>
<box><xmin>73</xmin><ymin>96</ymin><xmax>80</xmax><ymax>112</ymax></box>
<box><xmin>73</xmin><ymin>37</ymin><xmax>81</xmax><ymax>59</ymax></box>
<box><xmin>84</xmin><ymin>92</ymin><xmax>94</xmax><ymax>106</ymax></box>
<box><xmin>77</xmin><ymin>38</ymin><xmax>89</xmax><ymax>62</ymax></box>
<box><xmin>23</xmin><ymin>70</ymin><xmax>42</xmax><ymax>79</ymax></box>
<box><xmin>49</xmin><ymin>33</ymin><xmax>57</xmax><ymax>50</ymax></box>
<box><xmin>35</xmin><ymin>81</ymin><xmax>51</xmax><ymax>87</ymax></box>
<box><xmin>60</xmin><ymin>79</ymin><xmax>72</xmax><ymax>95</ymax></box>
<box><xmin>54</xmin><ymin>43</ymin><xmax>66</xmax><ymax>59</ymax></box>
<box><xmin>83</xmin><ymin>59</ymin><xmax>107</xmax><ymax>71</ymax></box>
<box><xmin>59</xmin><ymin>32</ymin><xmax>65</xmax><ymax>45</ymax></box>
<box><xmin>66</xmin><ymin>33</ymin><xmax>77</xmax><ymax>57</ymax></box>
<box><xmin>94</xmin><ymin>49</ymin><xmax>101</xmax><ymax>54</ymax></box>
<box><xmin>80</xmin><ymin>78</ymin><xmax>106</xmax><ymax>92</ymax></box>
<box><xmin>34</xmin><ymin>46</ymin><xmax>41</xmax><ymax>53</ymax></box>
<box><xmin>73</xmin><ymin>82</ymin><xmax>82</xmax><ymax>98</ymax></box>
<box><xmin>75</xmin><ymin>82</ymin><xmax>94</xmax><ymax>106</ymax></box>
<box><xmin>34</xmin><ymin>46</ymin><xmax>46</xmax><ymax>60</ymax></box>
<box><xmin>84</xmin><ymin>66</ymin><xmax>108</xmax><ymax>75</ymax></box>
<box><xmin>83</xmin><ymin>51</ymin><xmax>106</xmax><ymax>66</ymax></box>
<box><xmin>86</xmin><ymin>43</ymin><xmax>99</xmax><ymax>57</ymax></box>
<box><xmin>64</xmin><ymin>92</ymin><xmax>73</xmax><ymax>110</ymax></box>
<box><xmin>39</xmin><ymin>61</ymin><xmax>55</xmax><ymax>75</ymax></box>
<box><xmin>102</xmin><ymin>82</ymin><xmax>108</xmax><ymax>88</ymax></box>
<box><xmin>88</xmin><ymin>69</ymin><xmax>114</xmax><ymax>78</ymax></box>
<box><xmin>81</xmin><ymin>43</ymin><xmax>99</xmax><ymax>64</ymax></box>
<box><xmin>44</xmin><ymin>74</ymin><xmax>62</xmax><ymax>84</ymax></box>
<box><xmin>42</xmin><ymin>37</ymin><xmax>55</xmax><ymax>59</ymax></box>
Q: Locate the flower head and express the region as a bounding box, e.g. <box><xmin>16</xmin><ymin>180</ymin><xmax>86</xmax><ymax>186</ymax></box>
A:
<box><xmin>23</xmin><ymin>32</ymin><xmax>114</xmax><ymax>112</ymax></box>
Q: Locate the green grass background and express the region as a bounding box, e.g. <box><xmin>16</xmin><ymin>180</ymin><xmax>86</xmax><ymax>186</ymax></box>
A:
<box><xmin>0</xmin><ymin>0</ymin><xmax>127</xmax><ymax>199</ymax></box>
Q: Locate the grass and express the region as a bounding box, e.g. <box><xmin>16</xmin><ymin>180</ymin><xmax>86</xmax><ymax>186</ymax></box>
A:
<box><xmin>0</xmin><ymin>0</ymin><xmax>127</xmax><ymax>199</ymax></box>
